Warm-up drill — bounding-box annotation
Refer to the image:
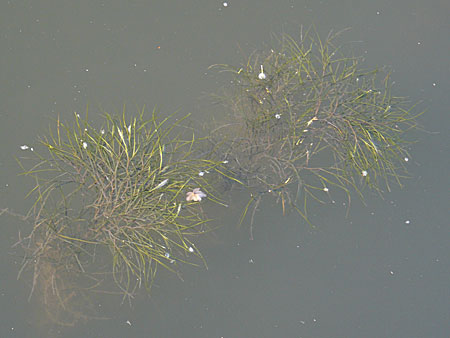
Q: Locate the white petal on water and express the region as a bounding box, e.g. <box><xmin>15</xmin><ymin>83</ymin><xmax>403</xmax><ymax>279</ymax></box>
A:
<box><xmin>186</xmin><ymin>188</ymin><xmax>207</xmax><ymax>202</ymax></box>
<box><xmin>20</xmin><ymin>145</ymin><xmax>29</xmax><ymax>150</ymax></box>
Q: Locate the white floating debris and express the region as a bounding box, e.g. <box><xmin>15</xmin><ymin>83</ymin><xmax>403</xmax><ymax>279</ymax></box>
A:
<box><xmin>223</xmin><ymin>1</ymin><xmax>228</xmax><ymax>7</ymax></box>
<box><xmin>198</xmin><ymin>171</ymin><xmax>205</xmax><ymax>176</ymax></box>
<box><xmin>258</xmin><ymin>65</ymin><xmax>266</xmax><ymax>80</ymax></box>
<box><xmin>126</xmin><ymin>320</ymin><xmax>132</xmax><ymax>326</ymax></box>
<box><xmin>164</xmin><ymin>252</ymin><xmax>170</xmax><ymax>258</ymax></box>
<box><xmin>405</xmin><ymin>220</ymin><xmax>410</xmax><ymax>224</ymax></box>
<box><xmin>100</xmin><ymin>129</ymin><xmax>105</xmax><ymax>135</ymax></box>
<box><xmin>188</xmin><ymin>246</ymin><xmax>194</xmax><ymax>253</ymax></box>
<box><xmin>222</xmin><ymin>160</ymin><xmax>229</xmax><ymax>164</ymax></box>
<box><xmin>362</xmin><ymin>170</ymin><xmax>368</xmax><ymax>177</ymax></box>
<box><xmin>323</xmin><ymin>187</ymin><xmax>329</xmax><ymax>192</ymax></box>
<box><xmin>20</xmin><ymin>145</ymin><xmax>29</xmax><ymax>150</ymax></box>
<box><xmin>275</xmin><ymin>113</ymin><xmax>281</xmax><ymax>119</ymax></box>
<box><xmin>404</xmin><ymin>157</ymin><xmax>409</xmax><ymax>162</ymax></box>
<box><xmin>186</xmin><ymin>188</ymin><xmax>207</xmax><ymax>202</ymax></box>
<box><xmin>82</xmin><ymin>141</ymin><xmax>88</xmax><ymax>149</ymax></box>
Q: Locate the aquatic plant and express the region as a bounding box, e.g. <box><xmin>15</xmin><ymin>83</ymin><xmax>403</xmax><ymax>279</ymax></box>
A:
<box><xmin>210</xmin><ymin>27</ymin><xmax>422</xmax><ymax>231</ymax></box>
<box><xmin>13</xmin><ymin>28</ymin><xmax>425</xmax><ymax>324</ymax></box>
<box><xmin>17</xmin><ymin>108</ymin><xmax>230</xmax><ymax>300</ymax></box>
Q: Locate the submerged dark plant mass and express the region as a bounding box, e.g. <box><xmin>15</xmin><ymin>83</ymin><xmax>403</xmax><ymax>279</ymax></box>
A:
<box><xmin>210</xmin><ymin>27</ymin><xmax>422</xmax><ymax>227</ymax></box>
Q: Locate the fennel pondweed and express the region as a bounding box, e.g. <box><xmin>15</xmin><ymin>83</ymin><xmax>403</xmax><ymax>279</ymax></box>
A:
<box><xmin>210</xmin><ymin>27</ymin><xmax>423</xmax><ymax>230</ymax></box>
<box><xmin>17</xmin><ymin>108</ymin><xmax>234</xmax><ymax>303</ymax></box>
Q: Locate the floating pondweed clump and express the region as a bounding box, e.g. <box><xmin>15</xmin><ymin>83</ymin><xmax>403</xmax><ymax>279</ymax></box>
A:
<box><xmin>17</xmin><ymin>108</ymin><xmax>231</xmax><ymax>306</ymax></box>
<box><xmin>210</xmin><ymin>28</ymin><xmax>422</xmax><ymax>226</ymax></box>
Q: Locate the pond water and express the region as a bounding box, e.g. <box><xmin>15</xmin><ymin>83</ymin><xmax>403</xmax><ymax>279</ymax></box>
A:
<box><xmin>1</xmin><ymin>1</ymin><xmax>449</xmax><ymax>337</ymax></box>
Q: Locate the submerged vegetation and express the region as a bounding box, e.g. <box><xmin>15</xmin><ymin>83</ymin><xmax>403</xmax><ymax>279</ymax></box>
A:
<box><xmin>210</xmin><ymin>27</ymin><xmax>422</xmax><ymax>231</ymax></box>
<box><xmin>13</xmin><ymin>27</ymin><xmax>422</xmax><ymax>324</ymax></box>
<box><xmin>17</xmin><ymin>108</ymin><xmax>231</xmax><ymax>318</ymax></box>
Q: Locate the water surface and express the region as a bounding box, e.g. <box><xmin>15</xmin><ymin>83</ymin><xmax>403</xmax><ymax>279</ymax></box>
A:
<box><xmin>1</xmin><ymin>1</ymin><xmax>449</xmax><ymax>337</ymax></box>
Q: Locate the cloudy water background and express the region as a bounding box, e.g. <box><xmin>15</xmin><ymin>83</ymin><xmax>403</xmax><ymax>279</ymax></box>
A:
<box><xmin>1</xmin><ymin>1</ymin><xmax>449</xmax><ymax>337</ymax></box>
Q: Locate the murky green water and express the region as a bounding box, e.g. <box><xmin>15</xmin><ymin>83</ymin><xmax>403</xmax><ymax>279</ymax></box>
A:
<box><xmin>1</xmin><ymin>1</ymin><xmax>449</xmax><ymax>337</ymax></box>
